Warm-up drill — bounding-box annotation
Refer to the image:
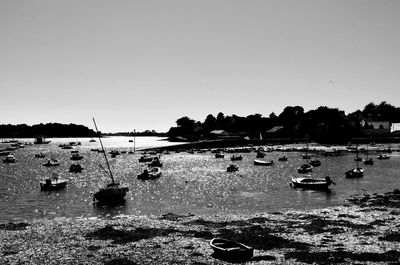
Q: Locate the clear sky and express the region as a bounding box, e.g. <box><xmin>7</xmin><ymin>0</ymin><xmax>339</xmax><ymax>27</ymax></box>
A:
<box><xmin>1</xmin><ymin>0</ymin><xmax>400</xmax><ymax>132</ymax></box>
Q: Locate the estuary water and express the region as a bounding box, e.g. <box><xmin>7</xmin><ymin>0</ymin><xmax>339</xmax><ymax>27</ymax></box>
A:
<box><xmin>0</xmin><ymin>137</ymin><xmax>399</xmax><ymax>223</ymax></box>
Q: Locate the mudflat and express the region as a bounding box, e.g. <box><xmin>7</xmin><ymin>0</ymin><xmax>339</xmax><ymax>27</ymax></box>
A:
<box><xmin>1</xmin><ymin>190</ymin><xmax>400</xmax><ymax>264</ymax></box>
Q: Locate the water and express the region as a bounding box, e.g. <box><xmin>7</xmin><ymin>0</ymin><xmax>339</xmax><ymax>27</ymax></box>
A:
<box><xmin>1</xmin><ymin>137</ymin><xmax>399</xmax><ymax>223</ymax></box>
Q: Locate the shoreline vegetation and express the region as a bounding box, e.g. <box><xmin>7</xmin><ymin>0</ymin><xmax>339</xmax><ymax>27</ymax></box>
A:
<box><xmin>1</xmin><ymin>190</ymin><xmax>400</xmax><ymax>264</ymax></box>
<box><xmin>1</xmin><ymin>102</ymin><xmax>400</xmax><ymax>145</ymax></box>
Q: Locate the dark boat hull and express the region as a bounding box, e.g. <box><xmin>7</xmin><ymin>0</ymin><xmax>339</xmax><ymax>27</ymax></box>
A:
<box><xmin>93</xmin><ymin>186</ymin><xmax>128</xmax><ymax>202</ymax></box>
<box><xmin>40</xmin><ymin>180</ymin><xmax>67</xmax><ymax>191</ymax></box>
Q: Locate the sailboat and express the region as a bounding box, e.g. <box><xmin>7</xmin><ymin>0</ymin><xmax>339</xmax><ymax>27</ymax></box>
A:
<box><xmin>92</xmin><ymin>118</ymin><xmax>128</xmax><ymax>203</ymax></box>
<box><xmin>345</xmin><ymin>143</ymin><xmax>364</xmax><ymax>178</ymax></box>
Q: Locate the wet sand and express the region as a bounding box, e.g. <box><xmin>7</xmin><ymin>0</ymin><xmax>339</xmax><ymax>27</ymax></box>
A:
<box><xmin>1</xmin><ymin>190</ymin><xmax>400</xmax><ymax>264</ymax></box>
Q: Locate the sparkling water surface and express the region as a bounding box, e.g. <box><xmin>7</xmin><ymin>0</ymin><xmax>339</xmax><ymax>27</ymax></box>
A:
<box><xmin>1</xmin><ymin>137</ymin><xmax>399</xmax><ymax>223</ymax></box>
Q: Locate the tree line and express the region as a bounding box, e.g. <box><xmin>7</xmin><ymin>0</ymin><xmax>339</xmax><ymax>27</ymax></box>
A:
<box><xmin>0</xmin><ymin>123</ymin><xmax>97</xmax><ymax>138</ymax></box>
<box><xmin>167</xmin><ymin>101</ymin><xmax>400</xmax><ymax>144</ymax></box>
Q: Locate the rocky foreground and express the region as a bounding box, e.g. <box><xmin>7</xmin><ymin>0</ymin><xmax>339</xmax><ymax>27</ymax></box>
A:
<box><xmin>1</xmin><ymin>190</ymin><xmax>400</xmax><ymax>265</ymax></box>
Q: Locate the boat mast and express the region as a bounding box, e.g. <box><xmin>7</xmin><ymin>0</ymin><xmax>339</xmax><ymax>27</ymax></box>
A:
<box><xmin>92</xmin><ymin>118</ymin><xmax>114</xmax><ymax>184</ymax></box>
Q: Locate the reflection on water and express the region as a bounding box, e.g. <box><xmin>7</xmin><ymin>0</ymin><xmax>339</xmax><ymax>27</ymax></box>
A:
<box><xmin>0</xmin><ymin>137</ymin><xmax>399</xmax><ymax>222</ymax></box>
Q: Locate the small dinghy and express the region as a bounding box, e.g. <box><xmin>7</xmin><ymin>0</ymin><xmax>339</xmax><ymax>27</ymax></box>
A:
<box><xmin>210</xmin><ymin>238</ymin><xmax>253</xmax><ymax>261</ymax></box>
<box><xmin>254</xmin><ymin>159</ymin><xmax>273</xmax><ymax>166</ymax></box>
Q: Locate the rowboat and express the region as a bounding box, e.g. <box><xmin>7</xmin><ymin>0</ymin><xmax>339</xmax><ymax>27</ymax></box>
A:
<box><xmin>253</xmin><ymin>159</ymin><xmax>273</xmax><ymax>166</ymax></box>
<box><xmin>210</xmin><ymin>238</ymin><xmax>253</xmax><ymax>260</ymax></box>
<box><xmin>137</xmin><ymin>167</ymin><xmax>162</xmax><ymax>180</ymax></box>
<box><xmin>291</xmin><ymin>176</ymin><xmax>335</xmax><ymax>190</ymax></box>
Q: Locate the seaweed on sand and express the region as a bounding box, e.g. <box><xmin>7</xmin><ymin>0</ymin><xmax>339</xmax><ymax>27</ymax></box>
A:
<box><xmin>285</xmin><ymin>250</ymin><xmax>400</xmax><ymax>264</ymax></box>
<box><xmin>0</xmin><ymin>222</ymin><xmax>29</xmax><ymax>231</ymax></box>
<box><xmin>303</xmin><ymin>217</ymin><xmax>372</xmax><ymax>235</ymax></box>
<box><xmin>85</xmin><ymin>225</ymin><xmax>178</xmax><ymax>244</ymax></box>
<box><xmin>216</xmin><ymin>225</ymin><xmax>311</xmax><ymax>251</ymax></box>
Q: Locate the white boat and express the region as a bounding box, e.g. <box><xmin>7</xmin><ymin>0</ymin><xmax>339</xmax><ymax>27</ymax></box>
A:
<box><xmin>291</xmin><ymin>176</ymin><xmax>335</xmax><ymax>190</ymax></box>
<box><xmin>253</xmin><ymin>159</ymin><xmax>273</xmax><ymax>166</ymax></box>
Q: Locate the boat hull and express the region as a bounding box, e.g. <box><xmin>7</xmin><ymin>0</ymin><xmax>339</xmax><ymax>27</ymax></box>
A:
<box><xmin>93</xmin><ymin>186</ymin><xmax>128</xmax><ymax>202</ymax></box>
<box><xmin>40</xmin><ymin>180</ymin><xmax>67</xmax><ymax>191</ymax></box>
<box><xmin>253</xmin><ymin>159</ymin><xmax>273</xmax><ymax>166</ymax></box>
<box><xmin>291</xmin><ymin>177</ymin><xmax>332</xmax><ymax>190</ymax></box>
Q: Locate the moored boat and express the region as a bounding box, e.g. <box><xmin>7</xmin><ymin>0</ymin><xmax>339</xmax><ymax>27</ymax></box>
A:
<box><xmin>278</xmin><ymin>155</ymin><xmax>288</xmax><ymax>161</ymax></box>
<box><xmin>137</xmin><ymin>167</ymin><xmax>162</xmax><ymax>180</ymax></box>
<box><xmin>297</xmin><ymin>163</ymin><xmax>313</xmax><ymax>173</ymax></box>
<box><xmin>210</xmin><ymin>238</ymin><xmax>253</xmax><ymax>260</ymax></box>
<box><xmin>230</xmin><ymin>155</ymin><xmax>243</xmax><ymax>161</ymax></box>
<box><xmin>43</xmin><ymin>159</ymin><xmax>60</xmax><ymax>167</ymax></box>
<box><xmin>92</xmin><ymin>118</ymin><xmax>128</xmax><ymax>204</ymax></box>
<box><xmin>227</xmin><ymin>164</ymin><xmax>239</xmax><ymax>172</ymax></box>
<box><xmin>345</xmin><ymin>167</ymin><xmax>364</xmax><ymax>178</ymax></box>
<box><xmin>69</xmin><ymin>163</ymin><xmax>83</xmax><ymax>173</ymax></box>
<box><xmin>377</xmin><ymin>154</ymin><xmax>390</xmax><ymax>160</ymax></box>
<box><xmin>3</xmin><ymin>154</ymin><xmax>16</xmax><ymax>163</ymax></box>
<box><xmin>138</xmin><ymin>155</ymin><xmax>153</xmax><ymax>163</ymax></box>
<box><xmin>70</xmin><ymin>153</ymin><xmax>84</xmax><ymax>161</ymax></box>
<box><xmin>253</xmin><ymin>159</ymin><xmax>273</xmax><ymax>166</ymax></box>
<box><xmin>215</xmin><ymin>153</ymin><xmax>224</xmax><ymax>158</ymax></box>
<box><xmin>309</xmin><ymin>159</ymin><xmax>321</xmax><ymax>167</ymax></box>
<box><xmin>291</xmin><ymin>176</ymin><xmax>335</xmax><ymax>190</ymax></box>
<box><xmin>148</xmin><ymin>156</ymin><xmax>163</xmax><ymax>167</ymax></box>
<box><xmin>363</xmin><ymin>158</ymin><xmax>374</xmax><ymax>165</ymax></box>
<box><xmin>40</xmin><ymin>175</ymin><xmax>67</xmax><ymax>191</ymax></box>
